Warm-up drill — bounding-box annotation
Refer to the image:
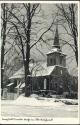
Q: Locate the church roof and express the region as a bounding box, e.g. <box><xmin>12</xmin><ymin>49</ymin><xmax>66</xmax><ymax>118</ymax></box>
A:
<box><xmin>31</xmin><ymin>65</ymin><xmax>55</xmax><ymax>77</ymax></box>
<box><xmin>6</xmin><ymin>82</ymin><xmax>14</xmax><ymax>87</ymax></box>
<box><xmin>46</xmin><ymin>25</ymin><xmax>67</xmax><ymax>56</ymax></box>
<box><xmin>15</xmin><ymin>82</ymin><xmax>25</xmax><ymax>88</ymax></box>
<box><xmin>9</xmin><ymin>62</ymin><xmax>55</xmax><ymax>79</ymax></box>
<box><xmin>9</xmin><ymin>61</ymin><xmax>68</xmax><ymax>80</ymax></box>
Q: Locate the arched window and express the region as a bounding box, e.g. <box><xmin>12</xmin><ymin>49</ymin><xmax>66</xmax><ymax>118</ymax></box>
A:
<box><xmin>44</xmin><ymin>79</ymin><xmax>47</xmax><ymax>89</ymax></box>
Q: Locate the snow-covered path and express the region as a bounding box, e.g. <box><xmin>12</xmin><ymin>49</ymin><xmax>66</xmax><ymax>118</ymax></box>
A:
<box><xmin>1</xmin><ymin>95</ymin><xmax>78</xmax><ymax>117</ymax></box>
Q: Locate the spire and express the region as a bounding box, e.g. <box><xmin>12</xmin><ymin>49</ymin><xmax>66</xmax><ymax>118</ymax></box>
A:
<box><xmin>53</xmin><ymin>20</ymin><xmax>60</xmax><ymax>49</ymax></box>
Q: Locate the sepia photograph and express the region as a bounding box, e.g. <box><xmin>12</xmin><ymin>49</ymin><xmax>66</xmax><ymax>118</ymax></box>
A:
<box><xmin>0</xmin><ymin>0</ymin><xmax>79</xmax><ymax>124</ymax></box>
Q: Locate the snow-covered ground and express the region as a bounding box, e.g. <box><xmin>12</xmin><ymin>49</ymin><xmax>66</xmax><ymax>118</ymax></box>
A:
<box><xmin>1</xmin><ymin>94</ymin><xmax>78</xmax><ymax>117</ymax></box>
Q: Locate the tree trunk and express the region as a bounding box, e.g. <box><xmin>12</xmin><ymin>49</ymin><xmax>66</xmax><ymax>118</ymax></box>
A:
<box><xmin>25</xmin><ymin>3</ymin><xmax>31</xmax><ymax>97</ymax></box>
<box><xmin>1</xmin><ymin>3</ymin><xmax>7</xmax><ymax>96</ymax></box>
<box><xmin>71</xmin><ymin>4</ymin><xmax>78</xmax><ymax>65</ymax></box>
<box><xmin>74</xmin><ymin>36</ymin><xmax>78</xmax><ymax>65</ymax></box>
<box><xmin>25</xmin><ymin>63</ymin><xmax>30</xmax><ymax>97</ymax></box>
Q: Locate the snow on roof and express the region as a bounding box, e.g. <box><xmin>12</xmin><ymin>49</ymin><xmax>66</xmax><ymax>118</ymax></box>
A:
<box><xmin>9</xmin><ymin>62</ymin><xmax>56</xmax><ymax>79</ymax></box>
<box><xmin>20</xmin><ymin>83</ymin><xmax>25</xmax><ymax>88</ymax></box>
<box><xmin>9</xmin><ymin>60</ymin><xmax>68</xmax><ymax>79</ymax></box>
<box><xmin>31</xmin><ymin>65</ymin><xmax>55</xmax><ymax>77</ymax></box>
<box><xmin>15</xmin><ymin>82</ymin><xmax>25</xmax><ymax>88</ymax></box>
<box><xmin>46</xmin><ymin>48</ymin><xmax>66</xmax><ymax>56</ymax></box>
<box><xmin>9</xmin><ymin>62</ymin><xmax>42</xmax><ymax>79</ymax></box>
<box><xmin>55</xmin><ymin>65</ymin><xmax>67</xmax><ymax>69</ymax></box>
<box><xmin>31</xmin><ymin>64</ymin><xmax>67</xmax><ymax>77</ymax></box>
<box><xmin>15</xmin><ymin>82</ymin><xmax>22</xmax><ymax>88</ymax></box>
<box><xmin>6</xmin><ymin>83</ymin><xmax>14</xmax><ymax>87</ymax></box>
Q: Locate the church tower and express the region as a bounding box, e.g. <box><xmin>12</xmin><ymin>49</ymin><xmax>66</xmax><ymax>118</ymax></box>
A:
<box><xmin>47</xmin><ymin>25</ymin><xmax>66</xmax><ymax>68</ymax></box>
<box><xmin>46</xmin><ymin>24</ymin><xmax>69</xmax><ymax>94</ymax></box>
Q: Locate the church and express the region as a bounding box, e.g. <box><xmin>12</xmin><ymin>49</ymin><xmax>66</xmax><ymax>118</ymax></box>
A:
<box><xmin>29</xmin><ymin>26</ymin><xmax>69</xmax><ymax>95</ymax></box>
<box><xmin>8</xmin><ymin>26</ymin><xmax>72</xmax><ymax>96</ymax></box>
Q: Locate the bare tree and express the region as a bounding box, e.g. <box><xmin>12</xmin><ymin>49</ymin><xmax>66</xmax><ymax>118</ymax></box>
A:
<box><xmin>56</xmin><ymin>4</ymin><xmax>78</xmax><ymax>65</ymax></box>
<box><xmin>6</xmin><ymin>3</ymin><xmax>54</xmax><ymax>97</ymax></box>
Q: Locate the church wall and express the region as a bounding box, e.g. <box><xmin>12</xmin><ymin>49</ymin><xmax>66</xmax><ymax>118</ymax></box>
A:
<box><xmin>49</xmin><ymin>75</ymin><xmax>64</xmax><ymax>94</ymax></box>
<box><xmin>49</xmin><ymin>66</ymin><xmax>69</xmax><ymax>94</ymax></box>
<box><xmin>31</xmin><ymin>76</ymin><xmax>50</xmax><ymax>93</ymax></box>
<box><xmin>51</xmin><ymin>66</ymin><xmax>68</xmax><ymax>76</ymax></box>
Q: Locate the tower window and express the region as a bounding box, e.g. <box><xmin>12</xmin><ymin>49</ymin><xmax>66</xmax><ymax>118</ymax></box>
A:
<box><xmin>50</xmin><ymin>58</ymin><xmax>52</xmax><ymax>64</ymax></box>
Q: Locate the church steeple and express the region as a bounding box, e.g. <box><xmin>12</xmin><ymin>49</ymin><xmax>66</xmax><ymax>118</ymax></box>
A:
<box><xmin>52</xmin><ymin>21</ymin><xmax>60</xmax><ymax>50</ymax></box>
<box><xmin>47</xmin><ymin>20</ymin><xmax>66</xmax><ymax>67</ymax></box>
